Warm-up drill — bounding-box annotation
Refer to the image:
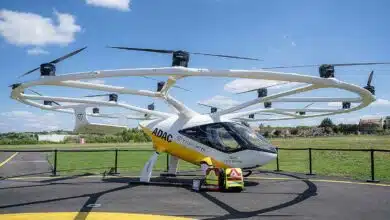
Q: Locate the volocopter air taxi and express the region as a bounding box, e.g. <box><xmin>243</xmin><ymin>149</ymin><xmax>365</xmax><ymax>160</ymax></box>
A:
<box><xmin>9</xmin><ymin>46</ymin><xmax>385</xmax><ymax>182</ymax></box>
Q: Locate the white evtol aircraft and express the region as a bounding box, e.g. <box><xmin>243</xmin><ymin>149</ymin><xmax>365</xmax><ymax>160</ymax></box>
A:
<box><xmin>9</xmin><ymin>46</ymin><xmax>382</xmax><ymax>182</ymax></box>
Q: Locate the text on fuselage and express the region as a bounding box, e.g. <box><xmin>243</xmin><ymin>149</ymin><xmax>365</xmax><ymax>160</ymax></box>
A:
<box><xmin>152</xmin><ymin>128</ymin><xmax>173</xmax><ymax>142</ymax></box>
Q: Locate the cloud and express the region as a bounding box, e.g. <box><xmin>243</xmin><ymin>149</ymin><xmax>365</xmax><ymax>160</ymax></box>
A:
<box><xmin>0</xmin><ymin>9</ymin><xmax>81</xmax><ymax>47</ymax></box>
<box><xmin>0</xmin><ymin>110</ymin><xmax>72</xmax><ymax>132</ymax></box>
<box><xmin>86</xmin><ymin>0</ymin><xmax>131</xmax><ymax>11</ymax></box>
<box><xmin>198</xmin><ymin>95</ymin><xmax>240</xmax><ymax>109</ymax></box>
<box><xmin>371</xmin><ymin>98</ymin><xmax>390</xmax><ymax>106</ymax></box>
<box><xmin>27</xmin><ymin>47</ymin><xmax>49</xmax><ymax>55</ymax></box>
<box><xmin>224</xmin><ymin>79</ymin><xmax>303</xmax><ymax>93</ymax></box>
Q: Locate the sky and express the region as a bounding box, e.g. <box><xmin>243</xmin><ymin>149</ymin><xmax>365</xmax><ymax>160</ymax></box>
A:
<box><xmin>0</xmin><ymin>0</ymin><xmax>390</xmax><ymax>132</ymax></box>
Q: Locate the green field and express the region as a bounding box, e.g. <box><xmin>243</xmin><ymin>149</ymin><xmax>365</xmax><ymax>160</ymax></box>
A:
<box><xmin>1</xmin><ymin>135</ymin><xmax>389</xmax><ymax>181</ymax></box>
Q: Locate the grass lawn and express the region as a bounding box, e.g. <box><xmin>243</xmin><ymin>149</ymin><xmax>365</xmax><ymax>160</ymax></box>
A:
<box><xmin>2</xmin><ymin>135</ymin><xmax>390</xmax><ymax>181</ymax></box>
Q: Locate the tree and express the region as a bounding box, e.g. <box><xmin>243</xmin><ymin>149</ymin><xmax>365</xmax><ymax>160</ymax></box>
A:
<box><xmin>319</xmin><ymin>118</ymin><xmax>334</xmax><ymax>128</ymax></box>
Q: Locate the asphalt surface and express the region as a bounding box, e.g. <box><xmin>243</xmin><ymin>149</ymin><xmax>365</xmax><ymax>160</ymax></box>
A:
<box><xmin>0</xmin><ymin>152</ymin><xmax>389</xmax><ymax>219</ymax></box>
<box><xmin>0</xmin><ymin>152</ymin><xmax>52</xmax><ymax>178</ymax></box>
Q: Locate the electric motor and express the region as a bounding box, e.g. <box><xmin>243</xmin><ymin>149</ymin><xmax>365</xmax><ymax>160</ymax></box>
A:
<box><xmin>109</xmin><ymin>94</ymin><xmax>118</xmax><ymax>102</ymax></box>
<box><xmin>364</xmin><ymin>85</ymin><xmax>375</xmax><ymax>95</ymax></box>
<box><xmin>319</xmin><ymin>64</ymin><xmax>335</xmax><ymax>78</ymax></box>
<box><xmin>172</xmin><ymin>51</ymin><xmax>190</xmax><ymax>67</ymax></box>
<box><xmin>257</xmin><ymin>88</ymin><xmax>267</xmax><ymax>98</ymax></box>
<box><xmin>40</xmin><ymin>63</ymin><xmax>56</xmax><ymax>76</ymax></box>
<box><xmin>342</xmin><ymin>102</ymin><xmax>351</xmax><ymax>109</ymax></box>
<box><xmin>44</xmin><ymin>100</ymin><xmax>52</xmax><ymax>106</ymax></box>
<box><xmin>93</xmin><ymin>107</ymin><xmax>99</xmax><ymax>114</ymax></box>
<box><xmin>157</xmin><ymin>82</ymin><xmax>165</xmax><ymax>92</ymax></box>
<box><xmin>264</xmin><ymin>102</ymin><xmax>272</xmax><ymax>108</ymax></box>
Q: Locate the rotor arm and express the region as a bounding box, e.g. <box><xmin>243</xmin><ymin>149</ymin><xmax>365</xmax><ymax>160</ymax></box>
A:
<box><xmin>219</xmin><ymin>84</ymin><xmax>320</xmax><ymax>117</ymax></box>
<box><xmin>19</xmin><ymin>94</ymin><xmax>174</xmax><ymax>119</ymax></box>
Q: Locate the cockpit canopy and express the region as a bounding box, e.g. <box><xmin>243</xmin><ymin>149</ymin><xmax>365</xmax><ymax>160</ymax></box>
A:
<box><xmin>178</xmin><ymin>122</ymin><xmax>277</xmax><ymax>154</ymax></box>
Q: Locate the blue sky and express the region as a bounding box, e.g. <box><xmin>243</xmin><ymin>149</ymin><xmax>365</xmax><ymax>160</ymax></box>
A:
<box><xmin>1</xmin><ymin>0</ymin><xmax>390</xmax><ymax>132</ymax></box>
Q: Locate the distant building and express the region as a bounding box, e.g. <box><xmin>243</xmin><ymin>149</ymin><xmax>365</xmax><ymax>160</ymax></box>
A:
<box><xmin>358</xmin><ymin>117</ymin><xmax>384</xmax><ymax>134</ymax></box>
<box><xmin>38</xmin><ymin>134</ymin><xmax>78</xmax><ymax>143</ymax></box>
<box><xmin>385</xmin><ymin>116</ymin><xmax>390</xmax><ymax>129</ymax></box>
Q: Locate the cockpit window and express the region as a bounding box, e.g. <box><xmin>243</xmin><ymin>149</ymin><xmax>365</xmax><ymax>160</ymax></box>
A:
<box><xmin>228</xmin><ymin>123</ymin><xmax>276</xmax><ymax>152</ymax></box>
<box><xmin>202</xmin><ymin>123</ymin><xmax>241</xmax><ymax>152</ymax></box>
<box><xmin>230</xmin><ymin>123</ymin><xmax>271</xmax><ymax>145</ymax></box>
<box><xmin>178</xmin><ymin>122</ymin><xmax>276</xmax><ymax>154</ymax></box>
<box><xmin>179</xmin><ymin>123</ymin><xmax>241</xmax><ymax>153</ymax></box>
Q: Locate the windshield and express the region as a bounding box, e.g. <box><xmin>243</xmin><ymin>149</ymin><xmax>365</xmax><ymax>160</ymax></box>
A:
<box><xmin>228</xmin><ymin>123</ymin><xmax>276</xmax><ymax>153</ymax></box>
<box><xmin>179</xmin><ymin>122</ymin><xmax>276</xmax><ymax>153</ymax></box>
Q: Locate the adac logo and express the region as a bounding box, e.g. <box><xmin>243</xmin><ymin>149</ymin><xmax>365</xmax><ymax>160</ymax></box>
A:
<box><xmin>152</xmin><ymin>128</ymin><xmax>173</xmax><ymax>143</ymax></box>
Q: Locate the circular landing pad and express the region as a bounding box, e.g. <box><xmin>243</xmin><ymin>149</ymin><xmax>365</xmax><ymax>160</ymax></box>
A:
<box><xmin>0</xmin><ymin>171</ymin><xmax>389</xmax><ymax>219</ymax></box>
<box><xmin>1</xmin><ymin>212</ymin><xmax>192</xmax><ymax>220</ymax></box>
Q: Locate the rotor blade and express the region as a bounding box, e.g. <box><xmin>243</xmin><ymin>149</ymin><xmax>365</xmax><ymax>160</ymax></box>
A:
<box><xmin>304</xmin><ymin>102</ymin><xmax>314</xmax><ymax>108</ymax></box>
<box><xmin>260</xmin><ymin>64</ymin><xmax>319</xmax><ymax>70</ymax></box>
<box><xmin>49</xmin><ymin>46</ymin><xmax>87</xmax><ymax>64</ymax></box>
<box><xmin>18</xmin><ymin>46</ymin><xmax>87</xmax><ymax>78</ymax></box>
<box><xmin>141</xmin><ymin>76</ymin><xmax>191</xmax><ymax>92</ymax></box>
<box><xmin>198</xmin><ymin>103</ymin><xmax>218</xmax><ymax>109</ymax></box>
<box><xmin>367</xmin><ymin>70</ymin><xmax>374</xmax><ymax>86</ymax></box>
<box><xmin>84</xmin><ymin>94</ymin><xmax>111</xmax><ymax>97</ymax></box>
<box><xmin>19</xmin><ymin>67</ymin><xmax>40</xmax><ymax>78</ymax></box>
<box><xmin>333</xmin><ymin>62</ymin><xmax>390</xmax><ymax>67</ymax></box>
<box><xmin>260</xmin><ymin>62</ymin><xmax>390</xmax><ymax>70</ymax></box>
<box><xmin>27</xmin><ymin>89</ymin><xmax>43</xmax><ymax>96</ymax></box>
<box><xmin>191</xmin><ymin>52</ymin><xmax>262</xmax><ymax>61</ymax></box>
<box><xmin>235</xmin><ymin>82</ymin><xmax>290</xmax><ymax>94</ymax></box>
<box><xmin>28</xmin><ymin>89</ymin><xmax>61</xmax><ymax>106</ymax></box>
<box><xmin>107</xmin><ymin>46</ymin><xmax>174</xmax><ymax>54</ymax></box>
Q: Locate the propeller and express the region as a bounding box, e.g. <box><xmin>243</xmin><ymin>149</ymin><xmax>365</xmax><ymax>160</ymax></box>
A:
<box><xmin>296</xmin><ymin>102</ymin><xmax>314</xmax><ymax>115</ymax></box>
<box><xmin>259</xmin><ymin>62</ymin><xmax>390</xmax><ymax>70</ymax></box>
<box><xmin>18</xmin><ymin>46</ymin><xmax>87</xmax><ymax>78</ymax></box>
<box><xmin>27</xmin><ymin>89</ymin><xmax>61</xmax><ymax>106</ymax></box>
<box><xmin>364</xmin><ymin>70</ymin><xmax>375</xmax><ymax>95</ymax></box>
<box><xmin>235</xmin><ymin>82</ymin><xmax>290</xmax><ymax>95</ymax></box>
<box><xmin>141</xmin><ymin>76</ymin><xmax>191</xmax><ymax>92</ymax></box>
<box><xmin>198</xmin><ymin>103</ymin><xmax>220</xmax><ymax>113</ymax></box>
<box><xmin>84</xmin><ymin>93</ymin><xmax>118</xmax><ymax>102</ymax></box>
<box><xmin>367</xmin><ymin>70</ymin><xmax>374</xmax><ymax>86</ymax></box>
<box><xmin>107</xmin><ymin>46</ymin><xmax>262</xmax><ymax>61</ymax></box>
<box><xmin>84</xmin><ymin>93</ymin><xmax>112</xmax><ymax>97</ymax></box>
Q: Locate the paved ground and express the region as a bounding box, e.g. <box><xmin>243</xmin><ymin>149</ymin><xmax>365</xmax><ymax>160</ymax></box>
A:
<box><xmin>0</xmin><ymin>152</ymin><xmax>52</xmax><ymax>178</ymax></box>
<box><xmin>0</xmin><ymin>152</ymin><xmax>389</xmax><ymax>219</ymax></box>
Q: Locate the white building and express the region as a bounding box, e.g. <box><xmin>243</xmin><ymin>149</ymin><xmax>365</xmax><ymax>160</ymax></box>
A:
<box><xmin>38</xmin><ymin>134</ymin><xmax>78</xmax><ymax>143</ymax></box>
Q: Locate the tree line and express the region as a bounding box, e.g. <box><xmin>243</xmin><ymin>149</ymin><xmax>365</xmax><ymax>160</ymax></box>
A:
<box><xmin>0</xmin><ymin>128</ymin><xmax>151</xmax><ymax>145</ymax></box>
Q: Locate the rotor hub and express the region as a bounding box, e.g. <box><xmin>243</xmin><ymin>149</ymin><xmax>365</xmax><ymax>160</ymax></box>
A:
<box><xmin>257</xmin><ymin>88</ymin><xmax>267</xmax><ymax>98</ymax></box>
<box><xmin>40</xmin><ymin>63</ymin><xmax>56</xmax><ymax>76</ymax></box>
<box><xmin>43</xmin><ymin>100</ymin><xmax>52</xmax><ymax>106</ymax></box>
<box><xmin>157</xmin><ymin>81</ymin><xmax>165</xmax><ymax>92</ymax></box>
<box><xmin>172</xmin><ymin>51</ymin><xmax>190</xmax><ymax>67</ymax></box>
<box><xmin>342</xmin><ymin>101</ymin><xmax>351</xmax><ymax>109</ymax></box>
<box><xmin>319</xmin><ymin>64</ymin><xmax>335</xmax><ymax>78</ymax></box>
<box><xmin>109</xmin><ymin>94</ymin><xmax>118</xmax><ymax>102</ymax></box>
<box><xmin>364</xmin><ymin>85</ymin><xmax>375</xmax><ymax>95</ymax></box>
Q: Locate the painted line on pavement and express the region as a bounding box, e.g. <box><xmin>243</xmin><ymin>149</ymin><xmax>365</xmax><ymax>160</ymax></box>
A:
<box><xmin>3</xmin><ymin>174</ymin><xmax>390</xmax><ymax>187</ymax></box>
<box><xmin>0</xmin><ymin>153</ymin><xmax>18</xmax><ymax>168</ymax></box>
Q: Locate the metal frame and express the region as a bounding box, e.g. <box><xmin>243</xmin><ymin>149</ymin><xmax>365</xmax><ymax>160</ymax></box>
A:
<box><xmin>10</xmin><ymin>66</ymin><xmax>376</xmax><ymax>123</ymax></box>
